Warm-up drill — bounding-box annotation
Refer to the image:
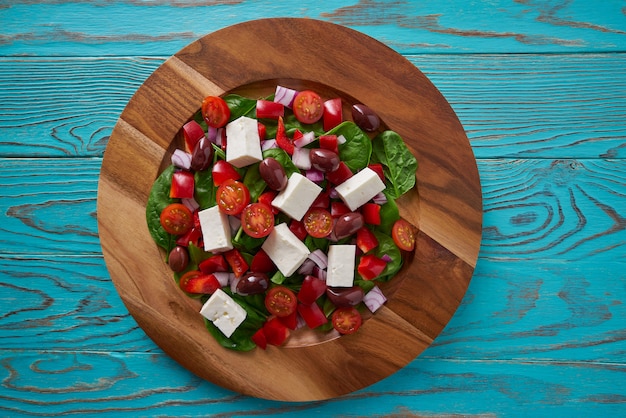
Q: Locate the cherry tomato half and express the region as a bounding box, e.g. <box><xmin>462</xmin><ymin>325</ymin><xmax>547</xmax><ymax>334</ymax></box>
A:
<box><xmin>265</xmin><ymin>286</ymin><xmax>297</xmax><ymax>318</ymax></box>
<box><xmin>202</xmin><ymin>96</ymin><xmax>230</xmax><ymax>128</ymax></box>
<box><xmin>331</xmin><ymin>307</ymin><xmax>362</xmax><ymax>335</ymax></box>
<box><xmin>160</xmin><ymin>203</ymin><xmax>193</xmax><ymax>235</ymax></box>
<box><xmin>392</xmin><ymin>219</ymin><xmax>416</xmax><ymax>251</ymax></box>
<box><xmin>241</xmin><ymin>203</ymin><xmax>275</xmax><ymax>238</ymax></box>
<box><xmin>292</xmin><ymin>90</ymin><xmax>323</xmax><ymax>124</ymax></box>
<box><xmin>303</xmin><ymin>207</ymin><xmax>333</xmax><ymax>238</ymax></box>
<box><xmin>216</xmin><ymin>179</ymin><xmax>250</xmax><ymax>215</ymax></box>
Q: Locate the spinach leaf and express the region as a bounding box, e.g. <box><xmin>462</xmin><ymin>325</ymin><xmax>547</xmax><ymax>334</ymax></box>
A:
<box><xmin>194</xmin><ymin>169</ymin><xmax>216</xmax><ymax>209</ymax></box>
<box><xmin>242</xmin><ymin>162</ymin><xmax>265</xmax><ymax>203</ymax></box>
<box><xmin>262</xmin><ymin>148</ymin><xmax>301</xmax><ymax>177</ymax></box>
<box><xmin>371</xmin><ymin>231</ymin><xmax>402</xmax><ymax>281</ymax></box>
<box><xmin>375</xmin><ymin>193</ymin><xmax>400</xmax><ymax>236</ymax></box>
<box><xmin>326</xmin><ymin>121</ymin><xmax>372</xmax><ymax>172</ymax></box>
<box><xmin>145</xmin><ymin>165</ymin><xmax>177</xmax><ymax>252</ymax></box>
<box><xmin>371</xmin><ymin>130</ymin><xmax>418</xmax><ymax>199</ymax></box>
<box><xmin>223</xmin><ymin>94</ymin><xmax>257</xmax><ymax>120</ymax></box>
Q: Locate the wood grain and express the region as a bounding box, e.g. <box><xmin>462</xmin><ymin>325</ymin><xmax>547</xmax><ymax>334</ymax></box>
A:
<box><xmin>97</xmin><ymin>18</ymin><xmax>481</xmax><ymax>401</ymax></box>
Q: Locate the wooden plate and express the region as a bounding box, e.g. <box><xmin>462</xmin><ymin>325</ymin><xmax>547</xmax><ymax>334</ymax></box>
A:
<box><xmin>97</xmin><ymin>18</ymin><xmax>482</xmax><ymax>402</ymax></box>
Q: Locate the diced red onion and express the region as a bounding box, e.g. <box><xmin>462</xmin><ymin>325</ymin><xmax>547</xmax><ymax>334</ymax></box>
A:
<box><xmin>312</xmin><ymin>265</ymin><xmax>327</xmax><ymax>281</ymax></box>
<box><xmin>292</xmin><ymin>147</ymin><xmax>312</xmax><ymax>170</ymax></box>
<box><xmin>381</xmin><ymin>253</ymin><xmax>393</xmax><ymax>263</ymax></box>
<box><xmin>329</xmin><ymin>187</ymin><xmax>339</xmax><ymax>199</ymax></box>
<box><xmin>274</xmin><ymin>85</ymin><xmax>298</xmax><ymax>108</ymax></box>
<box><xmin>294</xmin><ymin>131</ymin><xmax>316</xmax><ymax>148</ymax></box>
<box><xmin>229</xmin><ymin>215</ymin><xmax>241</xmax><ymax>233</ymax></box>
<box><xmin>372</xmin><ymin>192</ymin><xmax>388</xmax><ymax>205</ymax></box>
<box><xmin>213</xmin><ymin>128</ymin><xmax>224</xmax><ymax>147</ymax></box>
<box><xmin>213</xmin><ymin>272</ymin><xmax>232</xmax><ymax>287</ymax></box>
<box><xmin>308</xmin><ymin>249</ymin><xmax>328</xmax><ymax>269</ymax></box>
<box><xmin>207</xmin><ymin>126</ymin><xmax>218</xmax><ymax>143</ymax></box>
<box><xmin>261</xmin><ymin>139</ymin><xmax>278</xmax><ymax>151</ymax></box>
<box><xmin>230</xmin><ymin>275</ymin><xmax>241</xmax><ymax>294</ymax></box>
<box><xmin>181</xmin><ymin>197</ymin><xmax>199</xmax><ymax>213</ymax></box>
<box><xmin>295</xmin><ymin>314</ymin><xmax>307</xmax><ymax>330</ymax></box>
<box><xmin>305</xmin><ymin>168</ymin><xmax>324</xmax><ymax>183</ymax></box>
<box><xmin>171</xmin><ymin>149</ymin><xmax>192</xmax><ymax>170</ymax></box>
<box><xmin>337</xmin><ymin>134</ymin><xmax>347</xmax><ymax>145</ymax></box>
<box><xmin>363</xmin><ymin>286</ymin><xmax>387</xmax><ymax>312</ymax></box>
<box><xmin>297</xmin><ymin>258</ymin><xmax>316</xmax><ymax>275</ymax></box>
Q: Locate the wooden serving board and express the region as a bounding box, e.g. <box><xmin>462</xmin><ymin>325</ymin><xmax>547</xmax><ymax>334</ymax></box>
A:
<box><xmin>97</xmin><ymin>18</ymin><xmax>482</xmax><ymax>401</ymax></box>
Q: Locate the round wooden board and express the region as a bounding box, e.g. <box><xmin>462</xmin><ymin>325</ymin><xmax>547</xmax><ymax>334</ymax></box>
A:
<box><xmin>97</xmin><ymin>18</ymin><xmax>482</xmax><ymax>402</ymax></box>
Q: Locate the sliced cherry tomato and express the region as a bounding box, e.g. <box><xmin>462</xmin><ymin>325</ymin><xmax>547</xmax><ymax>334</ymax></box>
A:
<box><xmin>258</xmin><ymin>191</ymin><xmax>279</xmax><ymax>214</ymax></box>
<box><xmin>179</xmin><ymin>270</ymin><xmax>221</xmax><ymax>294</ymax></box>
<box><xmin>170</xmin><ymin>170</ymin><xmax>194</xmax><ymax>199</ymax></box>
<box><xmin>160</xmin><ymin>203</ymin><xmax>193</xmax><ymax>235</ymax></box>
<box><xmin>256</xmin><ymin>100</ymin><xmax>284</xmax><ymax>119</ymax></box>
<box><xmin>322</xmin><ymin>98</ymin><xmax>342</xmax><ymax>131</ymax></box>
<box><xmin>362</xmin><ymin>203</ymin><xmax>382</xmax><ymax>225</ymax></box>
<box><xmin>250</xmin><ymin>249</ymin><xmax>275</xmax><ymax>273</ymax></box>
<box><xmin>251</xmin><ymin>327</ymin><xmax>267</xmax><ymax>350</ymax></box>
<box><xmin>224</xmin><ymin>249</ymin><xmax>249</xmax><ymax>278</ymax></box>
<box><xmin>297</xmin><ymin>275</ymin><xmax>327</xmax><ymax>305</ymax></box>
<box><xmin>263</xmin><ymin>316</ymin><xmax>290</xmax><ymax>346</ymax></box>
<box><xmin>303</xmin><ymin>207</ymin><xmax>333</xmax><ymax>238</ymax></box>
<box><xmin>212</xmin><ymin>160</ymin><xmax>241</xmax><ymax>186</ymax></box>
<box><xmin>288</xmin><ymin>220</ymin><xmax>308</xmax><ymax>241</ymax></box>
<box><xmin>358</xmin><ymin>254</ymin><xmax>388</xmax><ymax>280</ymax></box>
<box><xmin>392</xmin><ymin>219</ymin><xmax>417</xmax><ymax>251</ymax></box>
<box><xmin>356</xmin><ymin>227</ymin><xmax>379</xmax><ymax>254</ymax></box>
<box><xmin>265</xmin><ymin>286</ymin><xmax>297</xmax><ymax>318</ymax></box>
<box><xmin>275</xmin><ymin>116</ymin><xmax>294</xmax><ymax>155</ymax></box>
<box><xmin>331</xmin><ymin>307</ymin><xmax>362</xmax><ymax>335</ymax></box>
<box><xmin>216</xmin><ymin>179</ymin><xmax>250</xmax><ymax>215</ymax></box>
<box><xmin>319</xmin><ymin>134</ymin><xmax>339</xmax><ymax>154</ymax></box>
<box><xmin>292</xmin><ymin>90</ymin><xmax>323</xmax><ymax>124</ymax></box>
<box><xmin>182</xmin><ymin>120</ymin><xmax>205</xmax><ymax>152</ymax></box>
<box><xmin>199</xmin><ymin>254</ymin><xmax>228</xmax><ymax>274</ymax></box>
<box><xmin>326</xmin><ymin>161</ymin><xmax>353</xmax><ymax>185</ymax></box>
<box><xmin>297</xmin><ymin>302</ymin><xmax>328</xmax><ymax>329</ymax></box>
<box><xmin>241</xmin><ymin>203</ymin><xmax>275</xmax><ymax>238</ymax></box>
<box><xmin>202</xmin><ymin>96</ymin><xmax>230</xmax><ymax>128</ymax></box>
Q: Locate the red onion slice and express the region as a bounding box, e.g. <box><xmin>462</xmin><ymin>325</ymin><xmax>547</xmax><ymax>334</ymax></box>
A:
<box><xmin>363</xmin><ymin>286</ymin><xmax>387</xmax><ymax>312</ymax></box>
<box><xmin>171</xmin><ymin>149</ymin><xmax>192</xmax><ymax>170</ymax></box>
<box><xmin>274</xmin><ymin>85</ymin><xmax>298</xmax><ymax>108</ymax></box>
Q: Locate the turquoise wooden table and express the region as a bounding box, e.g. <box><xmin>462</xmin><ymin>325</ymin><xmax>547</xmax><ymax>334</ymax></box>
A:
<box><xmin>1</xmin><ymin>1</ymin><xmax>625</xmax><ymax>416</ymax></box>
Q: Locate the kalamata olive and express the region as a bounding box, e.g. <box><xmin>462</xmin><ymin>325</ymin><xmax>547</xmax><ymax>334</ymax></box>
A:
<box><xmin>333</xmin><ymin>212</ymin><xmax>364</xmax><ymax>239</ymax></box>
<box><xmin>309</xmin><ymin>148</ymin><xmax>340</xmax><ymax>172</ymax></box>
<box><xmin>190</xmin><ymin>136</ymin><xmax>214</xmax><ymax>171</ymax></box>
<box><xmin>259</xmin><ymin>157</ymin><xmax>288</xmax><ymax>191</ymax></box>
<box><xmin>326</xmin><ymin>286</ymin><xmax>365</xmax><ymax>307</ymax></box>
<box><xmin>351</xmin><ymin>104</ymin><xmax>380</xmax><ymax>132</ymax></box>
<box><xmin>236</xmin><ymin>272</ymin><xmax>270</xmax><ymax>296</ymax></box>
<box><xmin>168</xmin><ymin>246</ymin><xmax>189</xmax><ymax>272</ymax></box>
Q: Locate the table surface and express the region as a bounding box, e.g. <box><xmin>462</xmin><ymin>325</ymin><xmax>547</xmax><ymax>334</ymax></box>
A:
<box><xmin>1</xmin><ymin>1</ymin><xmax>625</xmax><ymax>417</ymax></box>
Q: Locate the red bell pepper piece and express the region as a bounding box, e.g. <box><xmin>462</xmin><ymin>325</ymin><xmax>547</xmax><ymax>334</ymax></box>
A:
<box><xmin>357</xmin><ymin>254</ymin><xmax>387</xmax><ymax>280</ymax></box>
<box><xmin>356</xmin><ymin>227</ymin><xmax>379</xmax><ymax>254</ymax></box>
<box><xmin>170</xmin><ymin>170</ymin><xmax>194</xmax><ymax>199</ymax></box>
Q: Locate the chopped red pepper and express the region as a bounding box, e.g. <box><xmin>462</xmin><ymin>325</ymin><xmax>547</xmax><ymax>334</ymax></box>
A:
<box><xmin>356</xmin><ymin>227</ymin><xmax>379</xmax><ymax>253</ymax></box>
<box><xmin>319</xmin><ymin>134</ymin><xmax>339</xmax><ymax>154</ymax></box>
<box><xmin>357</xmin><ymin>254</ymin><xmax>387</xmax><ymax>280</ymax></box>
<box><xmin>170</xmin><ymin>170</ymin><xmax>195</xmax><ymax>199</ymax></box>
<box><xmin>362</xmin><ymin>203</ymin><xmax>381</xmax><ymax>225</ymax></box>
<box><xmin>199</xmin><ymin>254</ymin><xmax>228</xmax><ymax>274</ymax></box>
<box><xmin>224</xmin><ymin>249</ymin><xmax>249</xmax><ymax>278</ymax></box>
<box><xmin>326</xmin><ymin>161</ymin><xmax>353</xmax><ymax>185</ymax></box>
<box><xmin>275</xmin><ymin>116</ymin><xmax>294</xmax><ymax>155</ymax></box>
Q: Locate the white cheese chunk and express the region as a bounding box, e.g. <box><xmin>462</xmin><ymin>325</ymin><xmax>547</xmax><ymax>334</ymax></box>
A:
<box><xmin>225</xmin><ymin>116</ymin><xmax>263</xmax><ymax>168</ymax></box>
<box><xmin>200</xmin><ymin>288</ymin><xmax>247</xmax><ymax>338</ymax></box>
<box><xmin>334</xmin><ymin>167</ymin><xmax>386</xmax><ymax>211</ymax></box>
<box><xmin>261</xmin><ymin>223</ymin><xmax>310</xmax><ymax>277</ymax></box>
<box><xmin>326</xmin><ymin>245</ymin><xmax>356</xmax><ymax>287</ymax></box>
<box><xmin>271</xmin><ymin>172</ymin><xmax>322</xmax><ymax>221</ymax></box>
<box><xmin>198</xmin><ymin>205</ymin><xmax>233</xmax><ymax>253</ymax></box>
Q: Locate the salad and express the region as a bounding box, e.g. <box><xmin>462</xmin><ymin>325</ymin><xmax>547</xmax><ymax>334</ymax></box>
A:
<box><xmin>146</xmin><ymin>86</ymin><xmax>418</xmax><ymax>351</ymax></box>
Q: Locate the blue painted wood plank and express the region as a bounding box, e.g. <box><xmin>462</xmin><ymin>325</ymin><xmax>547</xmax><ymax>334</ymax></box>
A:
<box><xmin>1</xmin><ymin>55</ymin><xmax>625</xmax><ymax>159</ymax></box>
<box><xmin>1</xmin><ymin>0</ymin><xmax>625</xmax><ymax>56</ymax></box>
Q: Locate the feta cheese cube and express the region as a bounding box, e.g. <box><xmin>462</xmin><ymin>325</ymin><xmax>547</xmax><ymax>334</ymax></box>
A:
<box><xmin>271</xmin><ymin>172</ymin><xmax>322</xmax><ymax>221</ymax></box>
<box><xmin>334</xmin><ymin>167</ymin><xmax>386</xmax><ymax>211</ymax></box>
<box><xmin>225</xmin><ymin>116</ymin><xmax>263</xmax><ymax>168</ymax></box>
<box><xmin>200</xmin><ymin>288</ymin><xmax>247</xmax><ymax>338</ymax></box>
<box><xmin>198</xmin><ymin>205</ymin><xmax>233</xmax><ymax>253</ymax></box>
<box><xmin>326</xmin><ymin>245</ymin><xmax>356</xmax><ymax>287</ymax></box>
<box><xmin>261</xmin><ymin>223</ymin><xmax>310</xmax><ymax>277</ymax></box>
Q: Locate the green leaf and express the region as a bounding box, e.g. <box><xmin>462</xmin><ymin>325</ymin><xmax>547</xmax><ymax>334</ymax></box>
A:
<box><xmin>371</xmin><ymin>130</ymin><xmax>418</xmax><ymax>199</ymax></box>
<box><xmin>370</xmin><ymin>231</ymin><xmax>403</xmax><ymax>281</ymax></box>
<box><xmin>262</xmin><ymin>148</ymin><xmax>301</xmax><ymax>177</ymax></box>
<box><xmin>375</xmin><ymin>193</ymin><xmax>400</xmax><ymax>236</ymax></box>
<box><xmin>223</xmin><ymin>94</ymin><xmax>257</xmax><ymax>120</ymax></box>
<box><xmin>194</xmin><ymin>169</ymin><xmax>216</xmax><ymax>210</ymax></box>
<box><xmin>145</xmin><ymin>165</ymin><xmax>177</xmax><ymax>252</ymax></box>
<box><xmin>326</xmin><ymin>121</ymin><xmax>372</xmax><ymax>172</ymax></box>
